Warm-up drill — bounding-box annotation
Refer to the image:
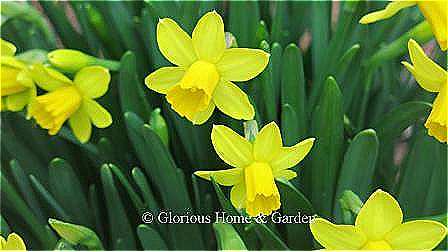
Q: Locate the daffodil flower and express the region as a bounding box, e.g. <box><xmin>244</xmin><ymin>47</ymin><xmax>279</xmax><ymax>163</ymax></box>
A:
<box><xmin>402</xmin><ymin>39</ymin><xmax>447</xmax><ymax>143</ymax></box>
<box><xmin>1</xmin><ymin>233</ymin><xmax>27</xmax><ymax>250</ymax></box>
<box><xmin>29</xmin><ymin>64</ymin><xmax>112</xmax><ymax>143</ymax></box>
<box><xmin>310</xmin><ymin>189</ymin><xmax>447</xmax><ymax>250</ymax></box>
<box><xmin>194</xmin><ymin>122</ymin><xmax>314</xmax><ymax>216</ymax></box>
<box><xmin>1</xmin><ymin>39</ymin><xmax>36</xmax><ymax>114</ymax></box>
<box><xmin>360</xmin><ymin>0</ymin><xmax>447</xmax><ymax>51</ymax></box>
<box><xmin>145</xmin><ymin>11</ymin><xmax>270</xmax><ymax>124</ymax></box>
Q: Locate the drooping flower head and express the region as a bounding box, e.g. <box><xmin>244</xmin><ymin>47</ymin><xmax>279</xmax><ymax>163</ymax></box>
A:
<box><xmin>402</xmin><ymin>39</ymin><xmax>447</xmax><ymax>143</ymax></box>
<box><xmin>1</xmin><ymin>233</ymin><xmax>27</xmax><ymax>250</ymax></box>
<box><xmin>145</xmin><ymin>11</ymin><xmax>270</xmax><ymax>124</ymax></box>
<box><xmin>310</xmin><ymin>189</ymin><xmax>447</xmax><ymax>250</ymax></box>
<box><xmin>360</xmin><ymin>0</ymin><xmax>447</xmax><ymax>51</ymax></box>
<box><xmin>1</xmin><ymin>39</ymin><xmax>36</xmax><ymax>115</ymax></box>
<box><xmin>194</xmin><ymin>122</ymin><xmax>314</xmax><ymax>216</ymax></box>
<box><xmin>29</xmin><ymin>64</ymin><xmax>112</xmax><ymax>143</ymax></box>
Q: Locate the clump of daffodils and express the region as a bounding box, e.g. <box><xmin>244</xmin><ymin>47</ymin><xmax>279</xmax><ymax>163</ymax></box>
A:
<box><xmin>1</xmin><ymin>39</ymin><xmax>36</xmax><ymax>115</ymax></box>
<box><xmin>145</xmin><ymin>11</ymin><xmax>269</xmax><ymax>124</ymax></box>
<box><xmin>195</xmin><ymin>122</ymin><xmax>314</xmax><ymax>216</ymax></box>
<box><xmin>402</xmin><ymin>39</ymin><xmax>447</xmax><ymax>143</ymax></box>
<box><xmin>310</xmin><ymin>189</ymin><xmax>447</xmax><ymax>250</ymax></box>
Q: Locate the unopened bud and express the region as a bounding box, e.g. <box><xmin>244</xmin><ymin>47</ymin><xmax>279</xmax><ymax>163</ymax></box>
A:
<box><xmin>48</xmin><ymin>49</ymin><xmax>93</xmax><ymax>73</ymax></box>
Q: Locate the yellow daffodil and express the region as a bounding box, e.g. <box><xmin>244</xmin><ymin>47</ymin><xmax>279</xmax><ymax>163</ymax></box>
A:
<box><xmin>1</xmin><ymin>39</ymin><xmax>36</xmax><ymax>114</ymax></box>
<box><xmin>360</xmin><ymin>0</ymin><xmax>447</xmax><ymax>51</ymax></box>
<box><xmin>29</xmin><ymin>64</ymin><xmax>112</xmax><ymax>143</ymax></box>
<box><xmin>194</xmin><ymin>122</ymin><xmax>315</xmax><ymax>216</ymax></box>
<box><xmin>145</xmin><ymin>11</ymin><xmax>269</xmax><ymax>124</ymax></box>
<box><xmin>1</xmin><ymin>233</ymin><xmax>27</xmax><ymax>250</ymax></box>
<box><xmin>402</xmin><ymin>39</ymin><xmax>447</xmax><ymax>143</ymax></box>
<box><xmin>310</xmin><ymin>189</ymin><xmax>447</xmax><ymax>250</ymax></box>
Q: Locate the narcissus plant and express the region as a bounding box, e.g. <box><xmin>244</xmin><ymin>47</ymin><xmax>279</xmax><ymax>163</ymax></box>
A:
<box><xmin>0</xmin><ymin>233</ymin><xmax>27</xmax><ymax>251</ymax></box>
<box><xmin>145</xmin><ymin>11</ymin><xmax>270</xmax><ymax>124</ymax></box>
<box><xmin>310</xmin><ymin>189</ymin><xmax>447</xmax><ymax>250</ymax></box>
<box><xmin>360</xmin><ymin>0</ymin><xmax>447</xmax><ymax>51</ymax></box>
<box><xmin>0</xmin><ymin>39</ymin><xmax>36</xmax><ymax>114</ymax></box>
<box><xmin>194</xmin><ymin>122</ymin><xmax>314</xmax><ymax>216</ymax></box>
<box><xmin>29</xmin><ymin>64</ymin><xmax>112</xmax><ymax>143</ymax></box>
<box><xmin>402</xmin><ymin>39</ymin><xmax>447</xmax><ymax>143</ymax></box>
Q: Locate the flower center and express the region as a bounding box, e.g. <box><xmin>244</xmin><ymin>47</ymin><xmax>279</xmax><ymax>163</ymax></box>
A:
<box><xmin>166</xmin><ymin>60</ymin><xmax>219</xmax><ymax>119</ymax></box>
<box><xmin>362</xmin><ymin>240</ymin><xmax>392</xmax><ymax>250</ymax></box>
<box><xmin>1</xmin><ymin>67</ymin><xmax>28</xmax><ymax>96</ymax></box>
<box><xmin>425</xmin><ymin>81</ymin><xmax>447</xmax><ymax>142</ymax></box>
<box><xmin>244</xmin><ymin>161</ymin><xmax>280</xmax><ymax>216</ymax></box>
<box><xmin>30</xmin><ymin>85</ymin><xmax>82</xmax><ymax>135</ymax></box>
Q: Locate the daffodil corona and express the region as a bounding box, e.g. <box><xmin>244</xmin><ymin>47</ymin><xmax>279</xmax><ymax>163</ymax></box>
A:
<box><xmin>360</xmin><ymin>0</ymin><xmax>447</xmax><ymax>51</ymax></box>
<box><xmin>1</xmin><ymin>233</ymin><xmax>27</xmax><ymax>251</ymax></box>
<box><xmin>310</xmin><ymin>189</ymin><xmax>447</xmax><ymax>250</ymax></box>
<box><xmin>29</xmin><ymin>64</ymin><xmax>113</xmax><ymax>143</ymax></box>
<box><xmin>194</xmin><ymin>122</ymin><xmax>314</xmax><ymax>216</ymax></box>
<box><xmin>0</xmin><ymin>39</ymin><xmax>36</xmax><ymax>114</ymax></box>
<box><xmin>145</xmin><ymin>11</ymin><xmax>270</xmax><ymax>124</ymax></box>
<box><xmin>402</xmin><ymin>39</ymin><xmax>447</xmax><ymax>143</ymax></box>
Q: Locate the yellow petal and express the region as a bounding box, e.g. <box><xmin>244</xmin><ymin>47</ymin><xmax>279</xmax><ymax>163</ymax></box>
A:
<box><xmin>4</xmin><ymin>90</ymin><xmax>30</xmax><ymax>112</ymax></box>
<box><xmin>359</xmin><ymin>1</ymin><xmax>416</xmax><ymax>24</ymax></box>
<box><xmin>355</xmin><ymin>189</ymin><xmax>403</xmax><ymax>240</ymax></box>
<box><xmin>425</xmin><ymin>83</ymin><xmax>447</xmax><ymax>143</ymax></box>
<box><xmin>74</xmin><ymin>66</ymin><xmax>110</xmax><ymax>99</ymax></box>
<box><xmin>194</xmin><ymin>168</ymin><xmax>243</xmax><ymax>186</ymax></box>
<box><xmin>309</xmin><ymin>218</ymin><xmax>367</xmax><ymax>250</ymax></box>
<box><xmin>190</xmin><ymin>101</ymin><xmax>215</xmax><ymax>125</ymax></box>
<box><xmin>274</xmin><ymin>169</ymin><xmax>297</xmax><ymax>181</ymax></box>
<box><xmin>68</xmin><ymin>107</ymin><xmax>92</xmax><ymax>143</ymax></box>
<box><xmin>253</xmin><ymin>122</ymin><xmax>282</xmax><ymax>162</ymax></box>
<box><xmin>192</xmin><ymin>11</ymin><xmax>226</xmax><ymax>63</ymax></box>
<box><xmin>1</xmin><ymin>236</ymin><xmax>6</xmax><ymax>249</ymax></box>
<box><xmin>211</xmin><ymin>124</ymin><xmax>253</xmax><ymax>168</ymax></box>
<box><xmin>157</xmin><ymin>18</ymin><xmax>197</xmax><ymax>67</ymax></box>
<box><xmin>1</xmin><ymin>39</ymin><xmax>16</xmax><ymax>56</ymax></box>
<box><xmin>385</xmin><ymin>220</ymin><xmax>447</xmax><ymax>250</ymax></box>
<box><xmin>216</xmin><ymin>48</ymin><xmax>270</xmax><ymax>82</ymax></box>
<box><xmin>29</xmin><ymin>64</ymin><xmax>72</xmax><ymax>91</ymax></box>
<box><xmin>144</xmin><ymin>67</ymin><xmax>185</xmax><ymax>94</ymax></box>
<box><xmin>417</xmin><ymin>1</ymin><xmax>447</xmax><ymax>51</ymax></box>
<box><xmin>230</xmin><ymin>182</ymin><xmax>246</xmax><ymax>209</ymax></box>
<box><xmin>4</xmin><ymin>233</ymin><xmax>26</xmax><ymax>250</ymax></box>
<box><xmin>402</xmin><ymin>39</ymin><xmax>447</xmax><ymax>92</ymax></box>
<box><xmin>270</xmin><ymin>138</ymin><xmax>315</xmax><ymax>174</ymax></box>
<box><xmin>83</xmin><ymin>98</ymin><xmax>112</xmax><ymax>128</ymax></box>
<box><xmin>213</xmin><ymin>80</ymin><xmax>254</xmax><ymax>120</ymax></box>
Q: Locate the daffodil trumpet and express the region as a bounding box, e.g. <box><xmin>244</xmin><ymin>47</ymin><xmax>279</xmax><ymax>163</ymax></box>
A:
<box><xmin>360</xmin><ymin>0</ymin><xmax>447</xmax><ymax>51</ymax></box>
<box><xmin>310</xmin><ymin>189</ymin><xmax>447</xmax><ymax>250</ymax></box>
<box><xmin>195</xmin><ymin>122</ymin><xmax>315</xmax><ymax>216</ymax></box>
<box><xmin>402</xmin><ymin>39</ymin><xmax>447</xmax><ymax>143</ymax></box>
<box><xmin>145</xmin><ymin>11</ymin><xmax>270</xmax><ymax>124</ymax></box>
<box><xmin>29</xmin><ymin>64</ymin><xmax>113</xmax><ymax>143</ymax></box>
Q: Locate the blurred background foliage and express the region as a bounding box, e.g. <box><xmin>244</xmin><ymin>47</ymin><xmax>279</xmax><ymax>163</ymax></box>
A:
<box><xmin>1</xmin><ymin>1</ymin><xmax>446</xmax><ymax>250</ymax></box>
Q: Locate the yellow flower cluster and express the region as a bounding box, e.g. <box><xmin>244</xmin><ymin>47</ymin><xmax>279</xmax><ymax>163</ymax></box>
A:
<box><xmin>0</xmin><ymin>39</ymin><xmax>112</xmax><ymax>143</ymax></box>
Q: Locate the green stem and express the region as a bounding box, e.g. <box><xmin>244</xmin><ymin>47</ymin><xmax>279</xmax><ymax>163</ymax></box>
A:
<box><xmin>92</xmin><ymin>57</ymin><xmax>121</xmax><ymax>71</ymax></box>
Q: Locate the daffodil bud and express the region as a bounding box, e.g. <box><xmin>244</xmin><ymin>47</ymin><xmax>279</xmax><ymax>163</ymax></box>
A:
<box><xmin>48</xmin><ymin>49</ymin><xmax>93</xmax><ymax>73</ymax></box>
<box><xmin>48</xmin><ymin>218</ymin><xmax>104</xmax><ymax>249</ymax></box>
<box><xmin>148</xmin><ymin>108</ymin><xmax>169</xmax><ymax>146</ymax></box>
<box><xmin>339</xmin><ymin>190</ymin><xmax>363</xmax><ymax>224</ymax></box>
